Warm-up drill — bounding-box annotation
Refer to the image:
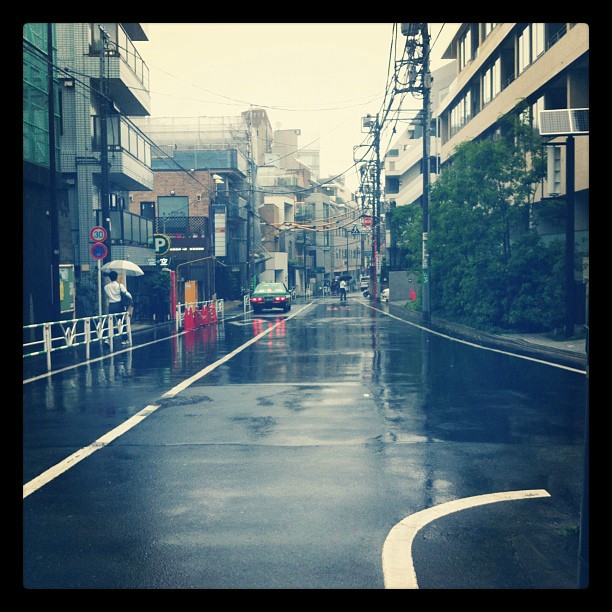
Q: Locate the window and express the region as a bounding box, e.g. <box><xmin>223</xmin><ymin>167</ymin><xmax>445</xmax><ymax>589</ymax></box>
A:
<box><xmin>518</xmin><ymin>23</ymin><xmax>546</xmax><ymax>75</ymax></box>
<box><xmin>450</xmin><ymin>89</ymin><xmax>473</xmax><ymax>136</ymax></box>
<box><xmin>482</xmin><ymin>23</ymin><xmax>497</xmax><ymax>39</ymax></box>
<box><xmin>546</xmin><ymin>145</ymin><xmax>562</xmax><ymax>196</ymax></box>
<box><xmin>482</xmin><ymin>57</ymin><xmax>501</xmax><ymax>105</ymax></box>
<box><xmin>532</xmin><ymin>23</ymin><xmax>545</xmax><ymax>59</ymax></box>
<box><xmin>158</xmin><ymin>195</ymin><xmax>189</xmax><ymax>217</ymax></box>
<box><xmin>458</xmin><ymin>27</ymin><xmax>472</xmax><ymax>70</ymax></box>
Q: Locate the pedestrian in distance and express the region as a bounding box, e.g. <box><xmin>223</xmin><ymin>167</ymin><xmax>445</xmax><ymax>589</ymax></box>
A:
<box><xmin>339</xmin><ymin>279</ymin><xmax>347</xmax><ymax>302</ymax></box>
<box><xmin>104</xmin><ymin>271</ymin><xmax>133</xmax><ymax>345</ymax></box>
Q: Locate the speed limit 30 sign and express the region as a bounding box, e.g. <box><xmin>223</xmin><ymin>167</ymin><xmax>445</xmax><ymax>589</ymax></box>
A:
<box><xmin>90</xmin><ymin>226</ymin><xmax>107</xmax><ymax>242</ymax></box>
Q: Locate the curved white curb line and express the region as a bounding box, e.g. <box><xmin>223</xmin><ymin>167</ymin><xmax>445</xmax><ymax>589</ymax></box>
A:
<box><xmin>382</xmin><ymin>489</ymin><xmax>551</xmax><ymax>589</ymax></box>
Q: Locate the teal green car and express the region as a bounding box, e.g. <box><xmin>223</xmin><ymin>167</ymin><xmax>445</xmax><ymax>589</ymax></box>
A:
<box><xmin>250</xmin><ymin>282</ymin><xmax>292</xmax><ymax>313</ymax></box>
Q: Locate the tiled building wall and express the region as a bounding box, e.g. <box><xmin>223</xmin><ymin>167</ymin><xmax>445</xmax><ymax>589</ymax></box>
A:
<box><xmin>130</xmin><ymin>170</ymin><xmax>214</xmax><ymax>217</ymax></box>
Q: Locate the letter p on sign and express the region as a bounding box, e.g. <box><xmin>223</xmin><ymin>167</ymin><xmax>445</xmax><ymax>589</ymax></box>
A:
<box><xmin>154</xmin><ymin>234</ymin><xmax>170</xmax><ymax>255</ymax></box>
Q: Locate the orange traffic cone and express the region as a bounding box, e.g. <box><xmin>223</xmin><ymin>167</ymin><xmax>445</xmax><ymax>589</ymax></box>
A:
<box><xmin>201</xmin><ymin>303</ymin><xmax>210</xmax><ymax>326</ymax></box>
<box><xmin>193</xmin><ymin>307</ymin><xmax>202</xmax><ymax>327</ymax></box>
<box><xmin>184</xmin><ymin>307</ymin><xmax>194</xmax><ymax>331</ymax></box>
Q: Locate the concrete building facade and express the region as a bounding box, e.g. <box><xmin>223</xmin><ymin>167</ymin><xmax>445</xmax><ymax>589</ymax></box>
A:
<box><xmin>435</xmin><ymin>22</ymin><xmax>589</xmax><ymax>322</ymax></box>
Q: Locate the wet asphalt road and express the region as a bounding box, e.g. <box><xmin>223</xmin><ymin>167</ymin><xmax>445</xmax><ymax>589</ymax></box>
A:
<box><xmin>22</xmin><ymin>296</ymin><xmax>587</xmax><ymax>589</ymax></box>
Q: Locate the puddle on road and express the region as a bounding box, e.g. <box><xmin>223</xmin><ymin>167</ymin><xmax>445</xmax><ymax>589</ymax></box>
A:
<box><xmin>158</xmin><ymin>395</ymin><xmax>214</xmax><ymax>407</ymax></box>
<box><xmin>232</xmin><ymin>415</ymin><xmax>278</xmax><ymax>437</ymax></box>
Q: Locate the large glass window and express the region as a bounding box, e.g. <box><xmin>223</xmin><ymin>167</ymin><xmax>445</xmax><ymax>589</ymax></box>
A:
<box><xmin>23</xmin><ymin>24</ymin><xmax>61</xmax><ymax>169</ymax></box>
<box><xmin>158</xmin><ymin>195</ymin><xmax>189</xmax><ymax>217</ymax></box>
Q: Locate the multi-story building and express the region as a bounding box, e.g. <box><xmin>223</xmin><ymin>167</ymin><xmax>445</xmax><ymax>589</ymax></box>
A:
<box><xmin>24</xmin><ymin>23</ymin><xmax>155</xmax><ymax>323</ymax></box>
<box><xmin>132</xmin><ymin>112</ymin><xmax>272</xmax><ymax>294</ymax></box>
<box><xmin>384</xmin><ymin>61</ymin><xmax>456</xmax><ymax>209</ymax></box>
<box><xmin>436</xmin><ymin>22</ymin><xmax>589</xmax><ymax>324</ymax></box>
<box><xmin>317</xmin><ymin>176</ymin><xmax>363</xmax><ymax>284</ymax></box>
<box><xmin>23</xmin><ymin>24</ymin><xmax>69</xmax><ymax>324</ymax></box>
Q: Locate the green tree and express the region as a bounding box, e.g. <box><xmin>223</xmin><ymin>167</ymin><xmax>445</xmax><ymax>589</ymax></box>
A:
<box><xmin>402</xmin><ymin>105</ymin><xmax>564</xmax><ymax>331</ymax></box>
<box><xmin>389</xmin><ymin>204</ymin><xmax>421</xmax><ymax>270</ymax></box>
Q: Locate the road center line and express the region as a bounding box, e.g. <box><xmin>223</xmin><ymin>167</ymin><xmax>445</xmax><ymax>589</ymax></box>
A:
<box><xmin>23</xmin><ymin>302</ymin><xmax>315</xmax><ymax>498</ymax></box>
<box><xmin>160</xmin><ymin>302</ymin><xmax>313</xmax><ymax>398</ymax></box>
<box><xmin>381</xmin><ymin>489</ymin><xmax>551</xmax><ymax>589</ymax></box>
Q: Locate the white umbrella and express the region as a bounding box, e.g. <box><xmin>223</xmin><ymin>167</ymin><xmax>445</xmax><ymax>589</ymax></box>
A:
<box><xmin>101</xmin><ymin>260</ymin><xmax>144</xmax><ymax>276</ymax></box>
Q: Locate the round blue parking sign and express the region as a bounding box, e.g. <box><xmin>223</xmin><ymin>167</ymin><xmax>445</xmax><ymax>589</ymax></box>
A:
<box><xmin>91</xmin><ymin>242</ymin><xmax>108</xmax><ymax>260</ymax></box>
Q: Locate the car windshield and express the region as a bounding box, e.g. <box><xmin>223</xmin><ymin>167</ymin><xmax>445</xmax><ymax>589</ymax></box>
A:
<box><xmin>255</xmin><ymin>283</ymin><xmax>286</xmax><ymax>293</ymax></box>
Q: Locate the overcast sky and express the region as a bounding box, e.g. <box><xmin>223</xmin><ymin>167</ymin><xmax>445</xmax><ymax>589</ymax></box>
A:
<box><xmin>136</xmin><ymin>23</ymin><xmax>457</xmax><ymax>192</ymax></box>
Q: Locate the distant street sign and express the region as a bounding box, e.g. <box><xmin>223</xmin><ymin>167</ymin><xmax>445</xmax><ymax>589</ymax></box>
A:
<box><xmin>362</xmin><ymin>216</ymin><xmax>372</xmax><ymax>227</ymax></box>
<box><xmin>90</xmin><ymin>226</ymin><xmax>107</xmax><ymax>242</ymax></box>
<box><xmin>351</xmin><ymin>225</ymin><xmax>360</xmax><ymax>236</ymax></box>
<box><xmin>91</xmin><ymin>242</ymin><xmax>108</xmax><ymax>260</ymax></box>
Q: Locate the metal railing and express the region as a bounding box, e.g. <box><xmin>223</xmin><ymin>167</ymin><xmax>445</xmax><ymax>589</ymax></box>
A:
<box><xmin>243</xmin><ymin>293</ymin><xmax>252</xmax><ymax>313</ymax></box>
<box><xmin>155</xmin><ymin>215</ymin><xmax>209</xmax><ymax>238</ymax></box>
<box><xmin>23</xmin><ymin>312</ymin><xmax>132</xmax><ymax>372</ymax></box>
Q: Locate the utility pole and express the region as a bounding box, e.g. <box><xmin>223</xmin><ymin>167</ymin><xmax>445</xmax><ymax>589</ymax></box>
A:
<box><xmin>246</xmin><ymin>107</ymin><xmax>255</xmax><ymax>292</ymax></box>
<box><xmin>374</xmin><ymin>114</ymin><xmax>381</xmax><ymax>304</ymax></box>
<box><xmin>47</xmin><ymin>23</ymin><xmax>60</xmax><ymax>320</ymax></box>
<box><xmin>99</xmin><ymin>25</ymin><xmax>112</xmax><ymax>263</ymax></box>
<box><xmin>421</xmin><ymin>25</ymin><xmax>432</xmax><ymax>325</ymax></box>
<box><xmin>360</xmin><ymin>114</ymin><xmax>381</xmax><ymax>303</ymax></box>
<box><xmin>399</xmin><ymin>22</ymin><xmax>432</xmax><ymax>325</ymax></box>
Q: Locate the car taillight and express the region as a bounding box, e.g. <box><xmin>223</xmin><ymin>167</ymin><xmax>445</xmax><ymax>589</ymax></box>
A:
<box><xmin>273</xmin><ymin>296</ymin><xmax>286</xmax><ymax>302</ymax></box>
<box><xmin>251</xmin><ymin>296</ymin><xmax>263</xmax><ymax>303</ymax></box>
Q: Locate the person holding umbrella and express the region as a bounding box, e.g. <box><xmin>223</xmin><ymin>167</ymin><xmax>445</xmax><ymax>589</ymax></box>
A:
<box><xmin>104</xmin><ymin>271</ymin><xmax>133</xmax><ymax>345</ymax></box>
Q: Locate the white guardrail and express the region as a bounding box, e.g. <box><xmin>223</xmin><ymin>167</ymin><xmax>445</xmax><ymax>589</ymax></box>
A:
<box><xmin>23</xmin><ymin>311</ymin><xmax>132</xmax><ymax>372</ymax></box>
<box><xmin>23</xmin><ymin>299</ymin><xmax>226</xmax><ymax>373</ymax></box>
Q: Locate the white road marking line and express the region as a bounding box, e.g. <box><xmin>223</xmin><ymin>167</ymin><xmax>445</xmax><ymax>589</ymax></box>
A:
<box><xmin>382</xmin><ymin>489</ymin><xmax>551</xmax><ymax>589</ymax></box>
<box><xmin>23</xmin><ymin>302</ymin><xmax>315</xmax><ymax>498</ymax></box>
<box><xmin>364</xmin><ymin>302</ymin><xmax>586</xmax><ymax>375</ymax></box>
<box><xmin>23</xmin><ymin>404</ymin><xmax>161</xmax><ymax>499</ymax></box>
<box><xmin>160</xmin><ymin>303</ymin><xmax>313</xmax><ymax>398</ymax></box>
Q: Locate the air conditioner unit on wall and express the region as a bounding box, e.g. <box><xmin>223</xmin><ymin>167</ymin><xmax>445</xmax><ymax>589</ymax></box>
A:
<box><xmin>539</xmin><ymin>109</ymin><xmax>589</xmax><ymax>136</ymax></box>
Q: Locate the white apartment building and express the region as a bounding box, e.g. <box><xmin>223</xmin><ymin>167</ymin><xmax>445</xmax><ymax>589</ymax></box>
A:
<box><xmin>384</xmin><ymin>61</ymin><xmax>456</xmax><ymax>208</ymax></box>
<box><xmin>435</xmin><ymin>22</ymin><xmax>589</xmax><ymax>321</ymax></box>
<box><xmin>436</xmin><ymin>23</ymin><xmax>588</xmax><ymax>240</ymax></box>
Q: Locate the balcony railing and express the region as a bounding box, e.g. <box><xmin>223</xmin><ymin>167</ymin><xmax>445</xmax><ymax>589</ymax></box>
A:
<box><xmin>96</xmin><ymin>209</ymin><xmax>153</xmax><ymax>248</ymax></box>
<box><xmin>93</xmin><ymin>114</ymin><xmax>151</xmax><ymax>167</ymax></box>
<box><xmin>90</xmin><ymin>23</ymin><xmax>149</xmax><ymax>90</ymax></box>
